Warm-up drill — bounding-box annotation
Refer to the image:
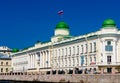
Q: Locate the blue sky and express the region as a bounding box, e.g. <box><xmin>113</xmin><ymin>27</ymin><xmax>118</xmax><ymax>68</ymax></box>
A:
<box><xmin>0</xmin><ymin>0</ymin><xmax>120</xmax><ymax>49</ymax></box>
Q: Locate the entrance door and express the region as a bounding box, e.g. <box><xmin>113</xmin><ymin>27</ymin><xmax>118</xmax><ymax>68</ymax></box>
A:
<box><xmin>107</xmin><ymin>68</ymin><xmax>112</xmax><ymax>73</ymax></box>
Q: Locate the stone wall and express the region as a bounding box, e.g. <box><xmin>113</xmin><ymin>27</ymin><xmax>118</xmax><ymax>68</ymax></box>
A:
<box><xmin>0</xmin><ymin>74</ymin><xmax>120</xmax><ymax>83</ymax></box>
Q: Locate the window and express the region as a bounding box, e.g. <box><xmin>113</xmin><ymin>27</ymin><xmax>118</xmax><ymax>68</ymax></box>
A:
<box><xmin>105</xmin><ymin>45</ymin><xmax>113</xmax><ymax>51</ymax></box>
<box><xmin>68</xmin><ymin>57</ymin><xmax>71</xmax><ymax>66</ymax></box>
<box><xmin>6</xmin><ymin>62</ymin><xmax>8</xmax><ymax>65</ymax></box>
<box><xmin>85</xmin><ymin>56</ymin><xmax>87</xmax><ymax>65</ymax></box>
<box><xmin>90</xmin><ymin>56</ymin><xmax>92</xmax><ymax>62</ymax></box>
<box><xmin>1</xmin><ymin>62</ymin><xmax>3</xmax><ymax>65</ymax></box>
<box><xmin>94</xmin><ymin>56</ymin><xmax>96</xmax><ymax>63</ymax></box>
<box><xmin>81</xmin><ymin>45</ymin><xmax>83</xmax><ymax>54</ymax></box>
<box><xmin>107</xmin><ymin>68</ymin><xmax>112</xmax><ymax>73</ymax></box>
<box><xmin>73</xmin><ymin>57</ymin><xmax>75</xmax><ymax>66</ymax></box>
<box><xmin>62</xmin><ymin>49</ymin><xmax>64</xmax><ymax>56</ymax></box>
<box><xmin>77</xmin><ymin>46</ymin><xmax>79</xmax><ymax>55</ymax></box>
<box><xmin>59</xmin><ymin>49</ymin><xmax>60</xmax><ymax>56</ymax></box>
<box><xmin>93</xmin><ymin>42</ymin><xmax>96</xmax><ymax>52</ymax></box>
<box><xmin>107</xmin><ymin>41</ymin><xmax>111</xmax><ymax>45</ymax></box>
<box><xmin>77</xmin><ymin>56</ymin><xmax>79</xmax><ymax>65</ymax></box>
<box><xmin>65</xmin><ymin>59</ymin><xmax>67</xmax><ymax>66</ymax></box>
<box><xmin>80</xmin><ymin>56</ymin><xmax>84</xmax><ymax>65</ymax></box>
<box><xmin>65</xmin><ymin>48</ymin><xmax>67</xmax><ymax>55</ymax></box>
<box><xmin>107</xmin><ymin>56</ymin><xmax>111</xmax><ymax>63</ymax></box>
<box><xmin>90</xmin><ymin>43</ymin><xmax>92</xmax><ymax>53</ymax></box>
<box><xmin>69</xmin><ymin>47</ymin><xmax>71</xmax><ymax>55</ymax></box>
<box><xmin>1</xmin><ymin>68</ymin><xmax>3</xmax><ymax>72</ymax></box>
<box><xmin>36</xmin><ymin>52</ymin><xmax>40</xmax><ymax>60</ymax></box>
<box><xmin>73</xmin><ymin>46</ymin><xmax>75</xmax><ymax>55</ymax></box>
<box><xmin>85</xmin><ymin>44</ymin><xmax>88</xmax><ymax>53</ymax></box>
<box><xmin>55</xmin><ymin>50</ymin><xmax>57</xmax><ymax>57</ymax></box>
<box><xmin>6</xmin><ymin>68</ymin><xmax>8</xmax><ymax>72</ymax></box>
<box><xmin>105</xmin><ymin>41</ymin><xmax>113</xmax><ymax>51</ymax></box>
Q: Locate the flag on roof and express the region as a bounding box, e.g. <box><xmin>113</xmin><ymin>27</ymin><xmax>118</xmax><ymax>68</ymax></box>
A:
<box><xmin>58</xmin><ymin>10</ymin><xmax>63</xmax><ymax>15</ymax></box>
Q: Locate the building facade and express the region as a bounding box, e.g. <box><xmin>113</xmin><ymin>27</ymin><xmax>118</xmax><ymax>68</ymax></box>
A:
<box><xmin>0</xmin><ymin>57</ymin><xmax>11</xmax><ymax>73</ymax></box>
<box><xmin>11</xmin><ymin>19</ymin><xmax>120</xmax><ymax>74</ymax></box>
<box><xmin>0</xmin><ymin>46</ymin><xmax>12</xmax><ymax>56</ymax></box>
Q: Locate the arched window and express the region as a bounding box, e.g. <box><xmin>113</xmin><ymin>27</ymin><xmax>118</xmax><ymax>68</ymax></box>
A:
<box><xmin>1</xmin><ymin>62</ymin><xmax>3</xmax><ymax>65</ymax></box>
<box><xmin>6</xmin><ymin>68</ymin><xmax>8</xmax><ymax>72</ymax></box>
<box><xmin>6</xmin><ymin>62</ymin><xmax>8</xmax><ymax>65</ymax></box>
<box><xmin>1</xmin><ymin>68</ymin><xmax>3</xmax><ymax>72</ymax></box>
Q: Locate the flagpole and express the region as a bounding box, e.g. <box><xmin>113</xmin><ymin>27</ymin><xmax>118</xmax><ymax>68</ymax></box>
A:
<box><xmin>58</xmin><ymin>10</ymin><xmax>64</xmax><ymax>21</ymax></box>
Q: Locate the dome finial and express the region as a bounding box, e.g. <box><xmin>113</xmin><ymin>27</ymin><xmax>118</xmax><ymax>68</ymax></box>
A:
<box><xmin>55</xmin><ymin>21</ymin><xmax>69</xmax><ymax>30</ymax></box>
<box><xmin>102</xmin><ymin>18</ymin><xmax>116</xmax><ymax>28</ymax></box>
<box><xmin>54</xmin><ymin>21</ymin><xmax>70</xmax><ymax>36</ymax></box>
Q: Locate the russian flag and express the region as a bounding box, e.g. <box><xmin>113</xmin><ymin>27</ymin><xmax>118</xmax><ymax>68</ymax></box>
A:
<box><xmin>58</xmin><ymin>10</ymin><xmax>63</xmax><ymax>15</ymax></box>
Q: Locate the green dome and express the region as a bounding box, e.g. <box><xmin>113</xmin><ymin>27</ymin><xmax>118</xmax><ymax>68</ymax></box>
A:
<box><xmin>55</xmin><ymin>21</ymin><xmax>69</xmax><ymax>30</ymax></box>
<box><xmin>12</xmin><ymin>48</ymin><xmax>19</xmax><ymax>53</ymax></box>
<box><xmin>102</xmin><ymin>19</ymin><xmax>116</xmax><ymax>28</ymax></box>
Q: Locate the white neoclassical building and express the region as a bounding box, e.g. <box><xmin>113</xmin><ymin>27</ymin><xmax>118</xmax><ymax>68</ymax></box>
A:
<box><xmin>11</xmin><ymin>19</ymin><xmax>120</xmax><ymax>74</ymax></box>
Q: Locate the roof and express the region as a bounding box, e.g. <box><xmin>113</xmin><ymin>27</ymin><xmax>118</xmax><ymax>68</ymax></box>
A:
<box><xmin>102</xmin><ymin>19</ymin><xmax>116</xmax><ymax>28</ymax></box>
<box><xmin>55</xmin><ymin>21</ymin><xmax>69</xmax><ymax>30</ymax></box>
<box><xmin>0</xmin><ymin>53</ymin><xmax>11</xmax><ymax>60</ymax></box>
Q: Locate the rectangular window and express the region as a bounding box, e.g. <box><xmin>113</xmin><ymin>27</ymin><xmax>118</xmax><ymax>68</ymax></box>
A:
<box><xmin>107</xmin><ymin>41</ymin><xmax>111</xmax><ymax>45</ymax></box>
<box><xmin>69</xmin><ymin>47</ymin><xmax>71</xmax><ymax>55</ymax></box>
<box><xmin>107</xmin><ymin>56</ymin><xmax>111</xmax><ymax>63</ymax></box>
<box><xmin>73</xmin><ymin>46</ymin><xmax>75</xmax><ymax>55</ymax></box>
<box><xmin>55</xmin><ymin>50</ymin><xmax>57</xmax><ymax>57</ymax></box>
<box><xmin>1</xmin><ymin>68</ymin><xmax>3</xmax><ymax>72</ymax></box>
<box><xmin>80</xmin><ymin>56</ymin><xmax>84</xmax><ymax>65</ymax></box>
<box><xmin>59</xmin><ymin>49</ymin><xmax>60</xmax><ymax>56</ymax></box>
<box><xmin>69</xmin><ymin>57</ymin><xmax>71</xmax><ymax>66</ymax></box>
<box><xmin>85</xmin><ymin>56</ymin><xmax>87</xmax><ymax>65</ymax></box>
<box><xmin>90</xmin><ymin>43</ymin><xmax>92</xmax><ymax>53</ymax></box>
<box><xmin>81</xmin><ymin>45</ymin><xmax>83</xmax><ymax>54</ymax></box>
<box><xmin>90</xmin><ymin>56</ymin><xmax>92</xmax><ymax>62</ymax></box>
<box><xmin>6</xmin><ymin>68</ymin><xmax>8</xmax><ymax>72</ymax></box>
<box><xmin>1</xmin><ymin>62</ymin><xmax>3</xmax><ymax>66</ymax></box>
<box><xmin>73</xmin><ymin>57</ymin><xmax>75</xmax><ymax>66</ymax></box>
<box><xmin>94</xmin><ymin>56</ymin><xmax>96</xmax><ymax>63</ymax></box>
<box><xmin>77</xmin><ymin>56</ymin><xmax>79</xmax><ymax>65</ymax></box>
<box><xmin>85</xmin><ymin>44</ymin><xmax>88</xmax><ymax>53</ymax></box>
<box><xmin>65</xmin><ymin>48</ymin><xmax>67</xmax><ymax>56</ymax></box>
<box><xmin>77</xmin><ymin>46</ymin><xmax>79</xmax><ymax>55</ymax></box>
<box><xmin>94</xmin><ymin>42</ymin><xmax>96</xmax><ymax>52</ymax></box>
<box><xmin>62</xmin><ymin>49</ymin><xmax>64</xmax><ymax>56</ymax></box>
<box><xmin>105</xmin><ymin>45</ymin><xmax>113</xmax><ymax>51</ymax></box>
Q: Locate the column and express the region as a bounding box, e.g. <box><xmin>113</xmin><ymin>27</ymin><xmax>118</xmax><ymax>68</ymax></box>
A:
<box><xmin>46</xmin><ymin>51</ymin><xmax>48</xmax><ymax>67</ymax></box>
<box><xmin>112</xmin><ymin>67</ymin><xmax>115</xmax><ymax>74</ymax></box>
<box><xmin>73</xmin><ymin>68</ymin><xmax>75</xmax><ymax>75</ymax></box>
<box><xmin>32</xmin><ymin>54</ymin><xmax>34</xmax><ymax>68</ymax></box>
<box><xmin>28</xmin><ymin>55</ymin><xmax>31</xmax><ymax>68</ymax></box>
<box><xmin>113</xmin><ymin>40</ymin><xmax>117</xmax><ymax>64</ymax></box>
<box><xmin>43</xmin><ymin>52</ymin><xmax>44</xmax><ymax>68</ymax></box>
<box><xmin>40</xmin><ymin>52</ymin><xmax>43</xmax><ymax>68</ymax></box>
<box><xmin>34</xmin><ymin>53</ymin><xmax>36</xmax><ymax>68</ymax></box>
<box><xmin>82</xmin><ymin>69</ymin><xmax>85</xmax><ymax>74</ymax></box>
<box><xmin>48</xmin><ymin>50</ymin><xmax>50</xmax><ymax>67</ymax></box>
<box><xmin>29</xmin><ymin>55</ymin><xmax>31</xmax><ymax>68</ymax></box>
<box><xmin>33</xmin><ymin>54</ymin><xmax>34</xmax><ymax>68</ymax></box>
<box><xmin>101</xmin><ymin>68</ymin><xmax>104</xmax><ymax>74</ymax></box>
<box><xmin>46</xmin><ymin>51</ymin><xmax>48</xmax><ymax>68</ymax></box>
<box><xmin>65</xmin><ymin>69</ymin><xmax>68</xmax><ymax>75</ymax></box>
<box><xmin>31</xmin><ymin>54</ymin><xmax>32</xmax><ymax>68</ymax></box>
<box><xmin>75</xmin><ymin>56</ymin><xmax>77</xmax><ymax>67</ymax></box>
<box><xmin>40</xmin><ymin>52</ymin><xmax>42</xmax><ymax>68</ymax></box>
<box><xmin>102</xmin><ymin>40</ymin><xmax>106</xmax><ymax>64</ymax></box>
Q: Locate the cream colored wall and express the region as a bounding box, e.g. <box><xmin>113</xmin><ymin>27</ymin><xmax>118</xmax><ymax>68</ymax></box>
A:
<box><xmin>55</xmin><ymin>29</ymin><xmax>69</xmax><ymax>36</ymax></box>
<box><xmin>0</xmin><ymin>59</ymin><xmax>11</xmax><ymax>73</ymax></box>
<box><xmin>12</xmin><ymin>54</ymin><xmax>28</xmax><ymax>72</ymax></box>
